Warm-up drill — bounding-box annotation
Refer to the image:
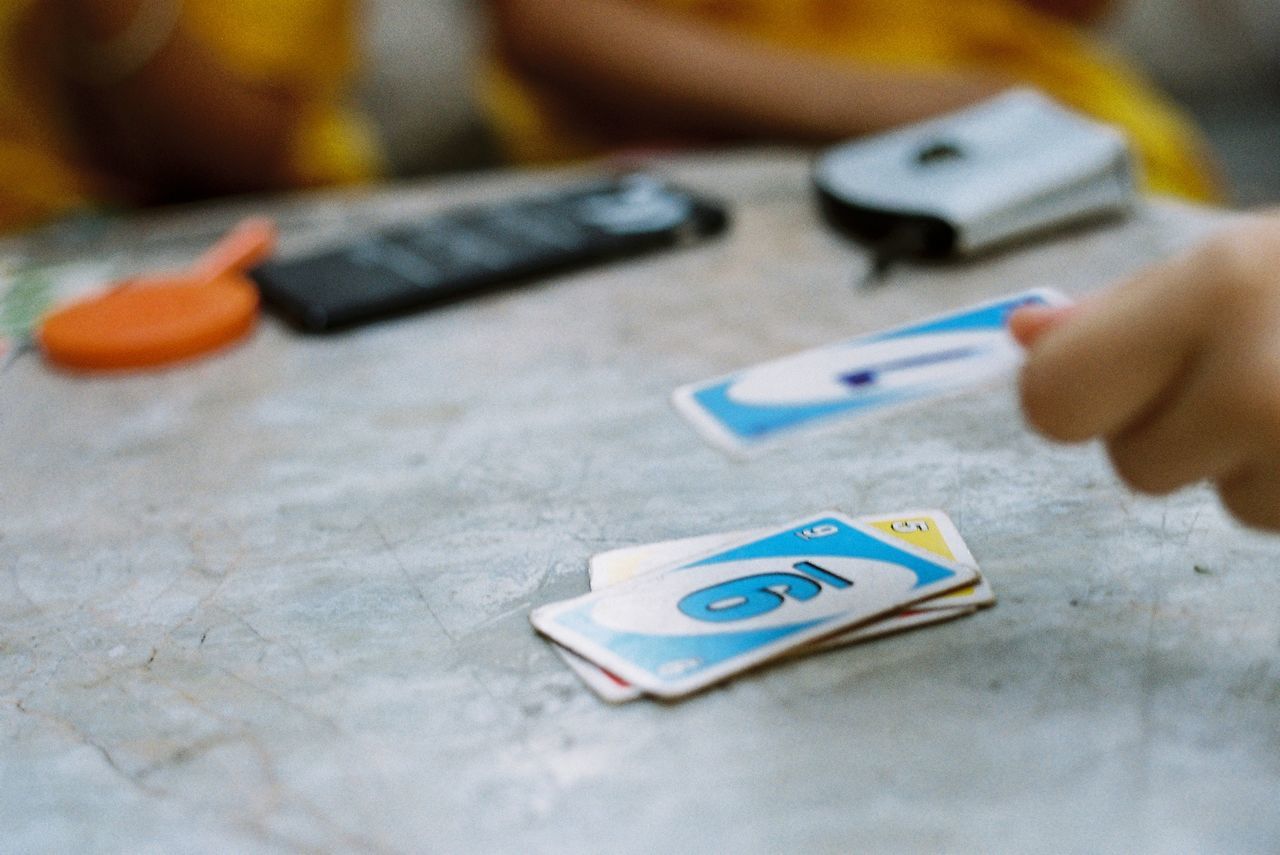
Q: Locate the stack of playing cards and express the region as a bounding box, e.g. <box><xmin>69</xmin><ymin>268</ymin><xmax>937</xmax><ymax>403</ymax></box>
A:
<box><xmin>531</xmin><ymin>509</ymin><xmax>993</xmax><ymax>702</ymax></box>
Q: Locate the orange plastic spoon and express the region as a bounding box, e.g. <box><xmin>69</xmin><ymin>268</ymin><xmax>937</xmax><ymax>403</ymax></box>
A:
<box><xmin>39</xmin><ymin>217</ymin><xmax>277</xmax><ymax>371</ymax></box>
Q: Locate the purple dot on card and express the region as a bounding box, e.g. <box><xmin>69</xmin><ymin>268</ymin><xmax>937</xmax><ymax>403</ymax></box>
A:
<box><xmin>841</xmin><ymin>370</ymin><xmax>875</xmax><ymax>387</ymax></box>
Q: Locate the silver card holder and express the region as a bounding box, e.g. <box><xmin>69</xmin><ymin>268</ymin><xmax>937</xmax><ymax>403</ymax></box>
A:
<box><xmin>813</xmin><ymin>89</ymin><xmax>1138</xmax><ymax>262</ymax></box>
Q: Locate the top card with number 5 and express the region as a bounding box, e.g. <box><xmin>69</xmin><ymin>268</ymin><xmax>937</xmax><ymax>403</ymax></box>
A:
<box><xmin>672</xmin><ymin>288</ymin><xmax>1069</xmax><ymax>455</ymax></box>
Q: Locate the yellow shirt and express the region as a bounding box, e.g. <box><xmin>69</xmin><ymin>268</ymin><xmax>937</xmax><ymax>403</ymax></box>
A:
<box><xmin>0</xmin><ymin>0</ymin><xmax>380</xmax><ymax>232</ymax></box>
<box><xmin>484</xmin><ymin>0</ymin><xmax>1219</xmax><ymax>202</ymax></box>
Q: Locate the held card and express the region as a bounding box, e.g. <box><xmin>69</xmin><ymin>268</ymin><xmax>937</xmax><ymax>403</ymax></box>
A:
<box><xmin>672</xmin><ymin>288</ymin><xmax>1070</xmax><ymax>454</ymax></box>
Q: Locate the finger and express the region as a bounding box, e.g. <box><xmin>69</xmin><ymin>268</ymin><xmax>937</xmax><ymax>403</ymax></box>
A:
<box><xmin>1217</xmin><ymin>463</ymin><xmax>1280</xmax><ymax>531</ymax></box>
<box><xmin>1008</xmin><ymin>304</ymin><xmax>1076</xmax><ymax>348</ymax></box>
<box><xmin>1018</xmin><ymin>252</ymin><xmax>1214</xmax><ymax>443</ymax></box>
<box><xmin>1104</xmin><ymin>351</ymin><xmax>1255</xmax><ymax>494</ymax></box>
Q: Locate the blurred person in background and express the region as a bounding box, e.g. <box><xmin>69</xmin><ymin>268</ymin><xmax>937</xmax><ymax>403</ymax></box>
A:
<box><xmin>484</xmin><ymin>0</ymin><xmax>1220</xmax><ymax>202</ymax></box>
<box><xmin>0</xmin><ymin>0</ymin><xmax>381</xmax><ymax>233</ymax></box>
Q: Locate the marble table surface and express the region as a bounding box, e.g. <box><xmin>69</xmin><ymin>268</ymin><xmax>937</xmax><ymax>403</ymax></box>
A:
<box><xmin>2</xmin><ymin>152</ymin><xmax>1277</xmax><ymax>854</ymax></box>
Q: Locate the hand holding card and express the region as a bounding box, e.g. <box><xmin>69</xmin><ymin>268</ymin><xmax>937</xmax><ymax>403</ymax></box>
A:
<box><xmin>673</xmin><ymin>288</ymin><xmax>1070</xmax><ymax>455</ymax></box>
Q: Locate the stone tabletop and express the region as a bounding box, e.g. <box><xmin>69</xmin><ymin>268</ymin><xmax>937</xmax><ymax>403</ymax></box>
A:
<box><xmin>2</xmin><ymin>152</ymin><xmax>1277</xmax><ymax>854</ymax></box>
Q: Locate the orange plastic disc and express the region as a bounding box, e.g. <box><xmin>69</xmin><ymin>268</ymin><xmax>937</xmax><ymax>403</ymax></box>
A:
<box><xmin>38</xmin><ymin>273</ymin><xmax>259</xmax><ymax>371</ymax></box>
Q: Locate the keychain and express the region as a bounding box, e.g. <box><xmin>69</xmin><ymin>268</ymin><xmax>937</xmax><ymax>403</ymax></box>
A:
<box><xmin>38</xmin><ymin>218</ymin><xmax>276</xmax><ymax>371</ymax></box>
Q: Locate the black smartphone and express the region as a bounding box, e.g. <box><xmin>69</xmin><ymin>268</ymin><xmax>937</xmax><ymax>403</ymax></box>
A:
<box><xmin>250</xmin><ymin>175</ymin><xmax>729</xmax><ymax>332</ymax></box>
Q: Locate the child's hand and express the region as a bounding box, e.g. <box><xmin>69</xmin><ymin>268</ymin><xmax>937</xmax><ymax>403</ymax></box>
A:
<box><xmin>1010</xmin><ymin>214</ymin><xmax>1280</xmax><ymax>530</ymax></box>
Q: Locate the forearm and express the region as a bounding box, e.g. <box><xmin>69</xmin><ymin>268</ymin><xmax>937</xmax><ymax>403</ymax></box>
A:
<box><xmin>48</xmin><ymin>0</ymin><xmax>301</xmax><ymax>198</ymax></box>
<box><xmin>1019</xmin><ymin>0</ymin><xmax>1114</xmax><ymax>24</ymax></box>
<box><xmin>491</xmin><ymin>0</ymin><xmax>1004</xmax><ymax>142</ymax></box>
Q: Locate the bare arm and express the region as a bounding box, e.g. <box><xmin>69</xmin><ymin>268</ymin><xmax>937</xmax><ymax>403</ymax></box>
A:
<box><xmin>34</xmin><ymin>0</ymin><xmax>303</xmax><ymax>201</ymax></box>
<box><xmin>490</xmin><ymin>0</ymin><xmax>1006</xmax><ymax>144</ymax></box>
<box><xmin>1020</xmin><ymin>0</ymin><xmax>1115</xmax><ymax>24</ymax></box>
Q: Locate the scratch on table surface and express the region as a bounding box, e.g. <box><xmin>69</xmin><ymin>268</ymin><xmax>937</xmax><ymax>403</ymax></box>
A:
<box><xmin>240</xmin><ymin>782</ymin><xmax>403</xmax><ymax>855</ymax></box>
<box><xmin>4</xmin><ymin>558</ymin><xmax>39</xmax><ymax>612</ymax></box>
<box><xmin>132</xmin><ymin>717</ymin><xmax>401</xmax><ymax>855</ymax></box>
<box><xmin>142</xmin><ymin>561</ymin><xmax>196</xmax><ymax>619</ymax></box>
<box><xmin>2</xmin><ymin>560</ymin><xmax>87</xmax><ymax>681</ymax></box>
<box><xmin>522</xmin><ymin>560</ymin><xmax>566</xmax><ymax>614</ymax></box>
<box><xmin>0</xmin><ymin>564</ymin><xmax>70</xmax><ymax>694</ymax></box>
<box><xmin>465</xmin><ymin>601</ymin><xmax>535</xmax><ymax>637</ymax></box>
<box><xmin>162</xmin><ymin>542</ymin><xmax>246</xmax><ymax>650</ymax></box>
<box><xmin>1180</xmin><ymin>509</ymin><xmax>1204</xmax><ymax>547</ymax></box>
<box><xmin>143</xmin><ymin>526</ymin><xmax>242</xmax><ymax>617</ymax></box>
<box><xmin>1132</xmin><ymin>598</ymin><xmax>1160</xmax><ymax>824</ymax></box>
<box><xmin>133</xmin><ymin>730</ymin><xmax>252</xmax><ymax>780</ymax></box>
<box><xmin>5</xmin><ymin>640</ymin><xmax>68</xmax><ymax>702</ymax></box>
<box><xmin>216</xmin><ymin>667</ymin><xmax>343</xmax><ymax>735</ymax></box>
<box><xmin>469</xmin><ymin>667</ymin><xmax>581</xmax><ymax>830</ymax></box>
<box><xmin>460</xmin><ymin>660</ymin><xmax>573</xmax><ymax>813</ymax></box>
<box><xmin>368</xmin><ymin>518</ymin><xmax>456</xmax><ymax>645</ymax></box>
<box><xmin>140</xmin><ymin>665</ymin><xmax>344</xmax><ymax>741</ymax></box>
<box><xmin>951</xmin><ymin>466</ymin><xmax>969</xmax><ymax>534</ymax></box>
<box><xmin>205</xmin><ymin>604</ymin><xmax>312</xmax><ymax>674</ymax></box>
<box><xmin>559</xmin><ymin>525</ymin><xmax>614</xmax><ymax>561</ymax></box>
<box><xmin>12</xmin><ymin>698</ymin><xmax>163</xmax><ymax>796</ymax></box>
<box><xmin>1027</xmin><ymin>627</ymin><xmax>1074</xmax><ymax>721</ymax></box>
<box><xmin>1226</xmin><ymin>659</ymin><xmax>1277</xmax><ymax>703</ymax></box>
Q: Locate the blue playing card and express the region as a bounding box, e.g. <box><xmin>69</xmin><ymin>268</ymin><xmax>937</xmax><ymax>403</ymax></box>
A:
<box><xmin>672</xmin><ymin>288</ymin><xmax>1069</xmax><ymax>454</ymax></box>
<box><xmin>531</xmin><ymin>510</ymin><xmax>979</xmax><ymax>698</ymax></box>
